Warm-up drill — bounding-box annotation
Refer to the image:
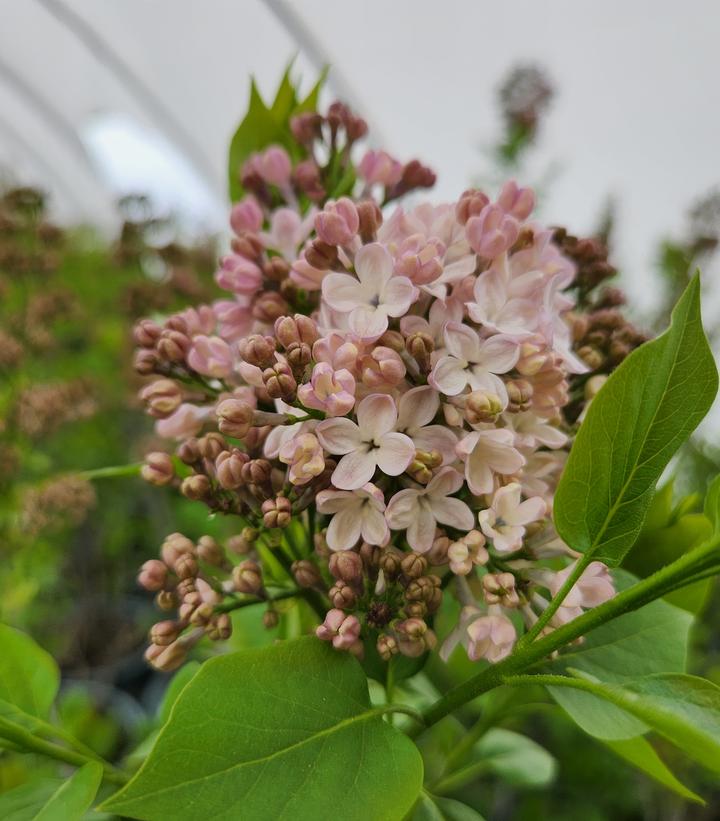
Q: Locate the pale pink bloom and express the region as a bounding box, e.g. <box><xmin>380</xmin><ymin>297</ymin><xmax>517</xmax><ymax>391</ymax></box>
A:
<box><xmin>447</xmin><ymin>530</ymin><xmax>488</xmax><ymax>575</ymax></box>
<box><xmin>456</xmin><ymin>428</ymin><xmax>525</xmax><ymax>496</ymax></box>
<box><xmin>385</xmin><ymin>467</ymin><xmax>474</xmax><ymax>553</ymax></box>
<box><xmin>466</xmin><ymin>203</ymin><xmax>520</xmax><ymax>258</ymax></box>
<box><xmin>316</xmin><ymin>393</ymin><xmax>415</xmax><ymax>490</ymax></box>
<box><xmin>215</xmin><ymin>254</ymin><xmax>263</xmax><ymax>295</ymax></box>
<box><xmin>358</xmin><ymin>150</ymin><xmax>403</xmax><ymax>186</ymax></box>
<box><xmin>279</xmin><ymin>432</ymin><xmax>325</xmax><ymax>486</ymax></box>
<box><xmin>380</xmin><ymin>202</ymin><xmax>471</xmax><ymax>268</ymax></box>
<box><xmin>260</xmin><ymin>207</ymin><xmax>315</xmax><ymax>261</ymax></box>
<box><xmin>504</xmin><ymin>411</ymin><xmax>567</xmax><ymax>449</ymax></box>
<box><xmin>156</xmin><ymin>404</ymin><xmax>209</xmax><ymax>440</ymax></box>
<box><xmin>316</xmin><ymin>483</ymin><xmax>389</xmax><ymax>550</ymax></box>
<box><xmin>230</xmin><ymin>196</ymin><xmax>263</xmax><ymax>235</ymax></box>
<box><xmin>479</xmin><ymin>482</ymin><xmax>546</xmax><ymax>554</ymax></box>
<box><xmin>297</xmin><ymin>363</ymin><xmax>356</xmax><ymax>416</ymax></box>
<box><xmin>213</xmin><ymin>298</ymin><xmax>254</xmax><ymax>342</ymax></box>
<box><xmin>520</xmin><ymin>450</ymin><xmax>566</xmax><ymax>501</ymax></box>
<box><xmin>187</xmin><ymin>335</ymin><xmax>233</xmax><ymax>378</ymax></box>
<box><xmin>550</xmin><ymin>560</ymin><xmax>615</xmax><ymax>608</ymax></box>
<box><xmin>264</xmin><ymin>400</ymin><xmax>316</xmax><ymax>460</ymax></box>
<box><xmin>316</xmin><ymin>609</ymin><xmax>361</xmax><ymax>650</ymax></box>
<box><xmin>358</xmin><ymin>346</ymin><xmax>405</xmax><ymax>390</ymax></box>
<box><xmin>429</xmin><ymin>322</ymin><xmax>518</xmax><ymax>400</ymax></box>
<box><xmin>400</xmin><ymin>296</ymin><xmax>464</xmax><ymax>348</ymax></box>
<box><xmin>321</xmin><ymin>243</ymin><xmax>417</xmax><ymax>340</ymax></box>
<box><xmin>467</xmin><ymin>610</ymin><xmax>517</xmax><ymax>662</ymax></box>
<box><xmin>396</xmin><ymin>385</ymin><xmax>458</xmax><ymax>464</ymax></box>
<box><xmin>315</xmin><ymin>198</ymin><xmax>359</xmax><ymax>246</ymax></box>
<box><xmin>440</xmin><ymin>605</ymin><xmax>482</xmax><ymax>661</ymax></box>
<box><xmin>290</xmin><ymin>256</ymin><xmax>328</xmax><ymax>291</ymax></box>
<box><xmin>312</xmin><ymin>332</ymin><xmax>363</xmax><ymax>375</ymax></box>
<box><xmin>497</xmin><ymin>180</ymin><xmax>535</xmax><ymax>220</ymax></box>
<box><xmin>394</xmin><ymin>234</ymin><xmax>445</xmax><ymax>285</ymax></box>
<box><xmin>466</xmin><ymin>257</ymin><xmax>542</xmax><ymax>337</ymax></box>
<box><xmin>179</xmin><ymin>305</ymin><xmax>217</xmax><ymax>336</ymax></box>
<box><xmin>253</xmin><ymin>145</ymin><xmax>292</xmax><ymax>187</ymax></box>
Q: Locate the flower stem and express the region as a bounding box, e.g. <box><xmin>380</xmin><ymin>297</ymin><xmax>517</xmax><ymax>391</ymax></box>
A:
<box><xmin>417</xmin><ymin>535</ymin><xmax>720</xmax><ymax>730</ymax></box>
<box><xmin>77</xmin><ymin>463</ymin><xmax>143</xmax><ymax>480</ymax></box>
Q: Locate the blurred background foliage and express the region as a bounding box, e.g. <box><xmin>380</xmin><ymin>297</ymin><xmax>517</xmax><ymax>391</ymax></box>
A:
<box><xmin>1</xmin><ymin>64</ymin><xmax>720</xmax><ymax>819</ymax></box>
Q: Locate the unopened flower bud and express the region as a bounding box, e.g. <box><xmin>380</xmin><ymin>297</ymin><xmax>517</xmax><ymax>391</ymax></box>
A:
<box><xmin>262</xmin><ymin>362</ymin><xmax>297</xmax><ymax>402</ymax></box>
<box><xmin>157</xmin><ymin>329</ymin><xmax>191</xmax><ymax>363</ymax></box>
<box><xmin>263</xmin><ymin>608</ymin><xmax>279</xmax><ymax>629</ymax></box>
<box><xmin>181</xmin><ymin>474</ymin><xmax>211</xmax><ymax>500</ymax></box>
<box><xmin>161</xmin><ymin>532</ymin><xmax>195</xmax><ymax>567</ymax></box>
<box><xmin>261</xmin><ymin>495</ymin><xmax>291</xmax><ymax>528</ymax></box>
<box><xmin>584</xmin><ymin>374</ymin><xmax>607</xmax><ymax>400</ymax></box>
<box><xmin>242</xmin><ymin>526</ymin><xmax>259</xmax><ymax>543</ymax></box>
<box><xmin>316</xmin><ymin>609</ymin><xmax>361</xmax><ymax>650</ymax></box>
<box><xmin>426</xmin><ymin>532</ymin><xmax>450</xmax><ymax>566</ymax></box>
<box><xmin>174</xmin><ymin>553</ymin><xmax>198</xmax><ymax>580</ymax></box>
<box><xmin>456</xmin><ymin>189</ymin><xmax>491</xmax><ymax>225</ymax></box>
<box><xmin>329</xmin><ymin>582</ymin><xmax>357</xmax><ymax>609</ymax></box>
<box><xmin>241</xmin><ymin>459</ymin><xmax>272</xmax><ymax>485</ymax></box>
<box><xmin>395</xmin><ymin>618</ymin><xmax>437</xmax><ymax>657</ymax></box>
<box><xmin>315</xmin><ymin>198</ymin><xmax>359</xmax><ymax>246</ymax></box>
<box><xmin>239</xmin><ymin>334</ymin><xmax>276</xmax><ymax>368</ymax></box>
<box><xmin>377</xmin><ymin>330</ymin><xmax>405</xmax><ymax>353</ymax></box>
<box><xmin>206</xmin><ymin>613</ymin><xmax>233</xmax><ymax>641</ymax></box>
<box><xmin>230</xmin><ymin>232</ymin><xmax>264</xmax><ymax>260</ymax></box>
<box><xmin>482</xmin><ymin>572</ymin><xmax>520</xmax><ymax>607</ymax></box>
<box><xmin>252</xmin><ymin>292</ymin><xmax>288</xmax><ymax>323</ymax></box>
<box><xmin>263</xmin><ymin>256</ymin><xmax>290</xmax><ymax>282</ymax></box>
<box><xmin>578</xmin><ymin>345</ymin><xmax>605</xmax><ymax>370</ymax></box>
<box><xmin>140</xmin><ymin>379</ymin><xmax>182</xmax><ymax>418</ymax></box>
<box><xmin>150</xmin><ymin>620</ymin><xmax>181</xmax><ymax>646</ymax></box>
<box><xmin>465</xmin><ymin>390</ymin><xmax>503</xmax><ymax>424</ymax></box>
<box><xmin>189</xmin><ymin>602</ymin><xmax>215</xmax><ymax>626</ymax></box>
<box><xmin>401</xmin><ymin>553</ymin><xmax>428</xmax><ymax>580</ymax></box>
<box><xmin>377</xmin><ymin>633</ymin><xmax>398</xmax><ymax>661</ymax></box>
<box><xmin>155</xmin><ymin>590</ymin><xmax>177</xmax><ymax>611</ymax></box>
<box><xmin>145</xmin><ymin>640</ymin><xmax>187</xmax><ymax>672</ymax></box>
<box><xmin>285</xmin><ymin>341</ymin><xmax>312</xmax><ymax>375</ymax></box>
<box><xmin>406</xmin><ymin>332</ymin><xmax>434</xmax><ymax>373</ymax></box>
<box><xmin>405</xmin><ymin>601</ymin><xmax>428</xmax><ymax>618</ymax></box>
<box><xmin>134</xmin><ymin>319</ymin><xmax>162</xmax><ymax>348</ymax></box>
<box><xmin>198</xmin><ymin>432</ymin><xmax>227</xmax><ymax>461</ymax></box>
<box><xmin>406</xmin><ymin>449</ymin><xmax>442</xmax><ymax>484</ymax></box>
<box><xmin>232</xmin><ymin>560</ymin><xmax>263</xmax><ymax>595</ymax></box>
<box><xmin>329</xmin><ymin>551</ymin><xmax>363</xmax><ymax>584</ymax></box>
<box><xmin>134</xmin><ymin>348</ymin><xmax>159</xmax><ymax>375</ymax></box>
<box><xmin>275</xmin><ymin>314</ymin><xmax>320</xmax><ymax>348</ymax></box>
<box><xmin>138</xmin><ymin>559</ymin><xmax>168</xmax><ymax>591</ymax></box>
<box><xmin>292</xmin><ymin>559</ymin><xmax>322</xmax><ymax>589</ymax></box>
<box><xmin>141</xmin><ymin>451</ymin><xmax>174</xmax><ymax>486</ymax></box>
<box><xmin>356</xmin><ymin>199</ymin><xmax>383</xmax><ymax>242</ymax></box>
<box><xmin>216</xmin><ymin>449</ymin><xmax>249</xmax><ymax>489</ymax></box>
<box><xmin>506</xmin><ymin>379</ymin><xmax>533</xmax><ymax>412</ymax></box>
<box><xmin>216</xmin><ymin>399</ymin><xmax>254</xmax><ymax>439</ymax></box>
<box><xmin>226</xmin><ymin>535</ymin><xmax>251</xmax><ymax>555</ymax></box>
<box><xmin>197</xmin><ymin>535</ymin><xmax>225</xmax><ymax>566</ymax></box>
<box><xmin>177</xmin><ymin>438</ymin><xmax>201</xmax><ymax>465</ymax></box>
<box><xmin>304</xmin><ymin>239</ymin><xmax>339</xmax><ymax>270</ymax></box>
<box><xmin>378</xmin><ymin>547</ymin><xmax>404</xmax><ymax>580</ymax></box>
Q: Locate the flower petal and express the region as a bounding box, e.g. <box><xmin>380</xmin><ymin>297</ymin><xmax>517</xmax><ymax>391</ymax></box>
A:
<box><xmin>355</xmin><ymin>242</ymin><xmax>394</xmax><ymax>293</ymax></box>
<box><xmin>322</xmin><ymin>272</ymin><xmax>366</xmax><ymax>312</ymax></box>
<box><xmin>427</xmin><ymin>466</ymin><xmax>464</xmax><ymax>498</ymax></box>
<box><xmin>406</xmin><ymin>504</ymin><xmax>437</xmax><ymax>553</ymax></box>
<box><xmin>430</xmin><ymin>495</ymin><xmax>475</xmax><ymax>531</ymax></box>
<box><xmin>476</xmin><ymin>334</ymin><xmax>520</xmax><ymax>373</ymax></box>
<box><xmin>412</xmin><ymin>425</ymin><xmax>459</xmax><ymax>465</ymax></box>
<box><xmin>429</xmin><ymin>355</ymin><xmax>468</xmax><ymax>396</ymax></box>
<box><xmin>331</xmin><ymin>449</ymin><xmax>377</xmax><ymax>490</ymax></box>
<box><xmin>398</xmin><ymin>385</ymin><xmax>439</xmax><ymax>430</ymax></box>
<box><xmin>316</xmin><ymin>489</ymin><xmax>357</xmax><ymax>514</ymax></box>
<box><xmin>509</xmin><ymin>496</ymin><xmax>547</xmax><ymax>526</ymax></box>
<box><xmin>327</xmin><ymin>507</ymin><xmax>363</xmax><ymax>550</ymax></box>
<box><xmin>349</xmin><ymin>304</ymin><xmax>388</xmax><ymax>340</ymax></box>
<box><xmin>356</xmin><ymin>393</ymin><xmax>398</xmax><ymax>440</ymax></box>
<box><xmin>382</xmin><ymin>276</ymin><xmax>418</xmax><ymax>316</ymax></box>
<box><xmin>376</xmin><ymin>432</ymin><xmax>415</xmax><ymax>476</ymax></box>
<box><xmin>385</xmin><ymin>488</ymin><xmax>421</xmax><ymax>529</ymax></box>
<box><xmin>316</xmin><ymin>417</ymin><xmax>363</xmax><ymax>454</ymax></box>
<box><xmin>443</xmin><ymin>322</ymin><xmax>481</xmax><ymax>362</ymax></box>
<box><xmin>361</xmin><ymin>506</ymin><xmax>390</xmax><ymax>546</ymax></box>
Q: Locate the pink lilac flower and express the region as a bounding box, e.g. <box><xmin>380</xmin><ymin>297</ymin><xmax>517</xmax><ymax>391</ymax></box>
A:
<box><xmin>466</xmin><ymin>610</ymin><xmax>517</xmax><ymax>662</ymax></box>
<box><xmin>549</xmin><ymin>560</ymin><xmax>615</xmax><ymax>608</ymax></box>
<box><xmin>187</xmin><ymin>335</ymin><xmax>233</xmax><ymax>378</ymax></box>
<box><xmin>465</xmin><ymin>203</ymin><xmax>520</xmax><ymax>258</ymax></box>
<box><xmin>156</xmin><ymin>404</ymin><xmax>209</xmax><ymax>440</ymax></box>
<box><xmin>316</xmin><ymin>393</ymin><xmax>415</xmax><ymax>490</ymax></box>
<box><xmin>385</xmin><ymin>467</ymin><xmax>474</xmax><ymax>553</ymax></box>
<box><xmin>314</xmin><ymin>198</ymin><xmax>359</xmax><ymax>246</ymax></box>
<box><xmin>316</xmin><ymin>483</ymin><xmax>389</xmax><ymax>550</ymax></box>
<box><xmin>496</xmin><ymin>180</ymin><xmax>535</xmax><ymax>220</ymax></box>
<box><xmin>230</xmin><ymin>196</ymin><xmax>263</xmax><ymax>235</ymax></box>
<box><xmin>465</xmin><ymin>256</ymin><xmax>541</xmax><ymax>337</ymax></box>
<box><xmin>321</xmin><ymin>243</ymin><xmax>417</xmax><ymax>340</ymax></box>
<box><xmin>297</xmin><ymin>363</ymin><xmax>356</xmax><ymax>416</ymax></box>
<box><xmin>260</xmin><ymin>207</ymin><xmax>315</xmax><ymax>261</ymax></box>
<box><xmin>316</xmin><ymin>609</ymin><xmax>361</xmax><ymax>649</ymax></box>
<box><xmin>430</xmin><ymin>322</ymin><xmax>519</xmax><ymax>400</ymax></box>
<box><xmin>253</xmin><ymin>145</ymin><xmax>292</xmax><ymax>187</ymax></box>
<box><xmin>358</xmin><ymin>150</ymin><xmax>403</xmax><ymax>186</ymax></box>
<box><xmin>263</xmin><ymin>400</ymin><xmax>316</xmax><ymax>459</ymax></box>
<box><xmin>213</xmin><ymin>298</ymin><xmax>253</xmax><ymax>342</ymax></box>
<box><xmin>278</xmin><ymin>432</ymin><xmax>325</xmax><ymax>486</ymax></box>
<box><xmin>504</xmin><ymin>411</ymin><xmax>567</xmax><ymax>449</ymax></box>
<box><xmin>478</xmin><ymin>482</ymin><xmax>546</xmax><ymax>553</ymax></box>
<box><xmin>215</xmin><ymin>254</ymin><xmax>263</xmax><ymax>295</ymax></box>
<box><xmin>456</xmin><ymin>428</ymin><xmax>525</xmax><ymax>495</ymax></box>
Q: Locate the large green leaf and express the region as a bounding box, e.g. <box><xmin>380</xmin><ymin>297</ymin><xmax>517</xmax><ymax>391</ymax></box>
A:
<box><xmin>545</xmin><ymin>673</ymin><xmax>720</xmax><ymax>774</ymax></box>
<box><xmin>101</xmin><ymin>637</ymin><xmax>423</xmax><ymax>821</ymax></box>
<box><xmin>0</xmin><ymin>763</ymin><xmax>102</xmax><ymax>821</ymax></box>
<box><xmin>554</xmin><ymin>274</ymin><xmax>717</xmax><ymax>566</ymax></box>
<box><xmin>0</xmin><ymin>624</ymin><xmax>59</xmax><ymax>718</ymax></box>
<box><xmin>604</xmin><ymin>736</ymin><xmax>703</xmax><ymax>804</ymax></box>
<box><xmin>547</xmin><ymin>571</ymin><xmax>692</xmax><ymax>740</ymax></box>
<box><xmin>474</xmin><ymin>728</ymin><xmax>556</xmax><ymax>788</ymax></box>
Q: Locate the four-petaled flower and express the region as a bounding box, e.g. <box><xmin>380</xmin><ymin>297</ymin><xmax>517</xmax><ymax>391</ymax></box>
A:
<box><xmin>316</xmin><ymin>482</ymin><xmax>389</xmax><ymax>550</ymax></box>
<box><xmin>316</xmin><ymin>393</ymin><xmax>415</xmax><ymax>490</ymax></box>
<box><xmin>322</xmin><ymin>243</ymin><xmax>418</xmax><ymax>340</ymax></box>
<box><xmin>456</xmin><ymin>428</ymin><xmax>525</xmax><ymax>496</ymax></box>
<box><xmin>478</xmin><ymin>482</ymin><xmax>546</xmax><ymax>553</ymax></box>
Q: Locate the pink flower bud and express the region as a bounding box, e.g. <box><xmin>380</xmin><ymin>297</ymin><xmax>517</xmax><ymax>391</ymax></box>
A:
<box><xmin>497</xmin><ymin>180</ymin><xmax>535</xmax><ymax>220</ymax></box>
<box><xmin>141</xmin><ymin>452</ymin><xmax>174</xmax><ymax>486</ymax></box>
<box><xmin>216</xmin><ymin>398</ymin><xmax>254</xmax><ymax>439</ymax></box>
<box><xmin>138</xmin><ymin>559</ymin><xmax>168</xmax><ymax>591</ymax></box>
<box><xmin>394</xmin><ymin>235</ymin><xmax>445</xmax><ymax>285</ymax></box>
<box><xmin>297</xmin><ymin>363</ymin><xmax>356</xmax><ymax>416</ymax></box>
<box><xmin>316</xmin><ymin>609</ymin><xmax>361</xmax><ymax>650</ymax></box>
<box><xmin>359</xmin><ymin>347</ymin><xmax>406</xmax><ymax>389</ymax></box>
<box><xmin>215</xmin><ymin>254</ymin><xmax>263</xmax><ymax>295</ymax></box>
<box><xmin>187</xmin><ymin>335</ymin><xmax>233</xmax><ymax>379</ymax></box>
<box><xmin>278</xmin><ymin>433</ymin><xmax>325</xmax><ymax>486</ymax></box>
<box><xmin>230</xmin><ymin>196</ymin><xmax>263</xmax><ymax>235</ymax></box>
<box><xmin>466</xmin><ymin>204</ymin><xmax>520</xmax><ymax>258</ymax></box>
<box><xmin>314</xmin><ymin>198</ymin><xmax>360</xmax><ymax>246</ymax></box>
<box><xmin>255</xmin><ymin>145</ymin><xmax>292</xmax><ymax>187</ymax></box>
<box><xmin>274</xmin><ymin>314</ymin><xmax>319</xmax><ymax>348</ymax></box>
<box><xmin>160</xmin><ymin>532</ymin><xmax>195</xmax><ymax>568</ymax></box>
<box><xmin>140</xmin><ymin>379</ymin><xmax>182</xmax><ymax>418</ymax></box>
<box><xmin>358</xmin><ymin>150</ymin><xmax>403</xmax><ymax>186</ymax></box>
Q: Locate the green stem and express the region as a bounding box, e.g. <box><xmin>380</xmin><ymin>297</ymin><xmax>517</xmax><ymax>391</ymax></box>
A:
<box><xmin>520</xmin><ymin>552</ymin><xmax>592</xmax><ymax>645</ymax></box>
<box><xmin>417</xmin><ymin>535</ymin><xmax>720</xmax><ymax>730</ymax></box>
<box><xmin>430</xmin><ymin>760</ymin><xmax>491</xmax><ymax>796</ymax></box>
<box><xmin>214</xmin><ymin>588</ymin><xmax>299</xmax><ymax>614</ymax></box>
<box><xmin>77</xmin><ymin>463</ymin><xmax>142</xmax><ymax>481</ymax></box>
<box><xmin>0</xmin><ymin>720</ymin><xmax>128</xmax><ymax>785</ymax></box>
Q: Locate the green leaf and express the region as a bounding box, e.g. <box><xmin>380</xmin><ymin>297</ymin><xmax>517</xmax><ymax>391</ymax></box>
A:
<box><xmin>0</xmin><ymin>763</ymin><xmax>103</xmax><ymax>821</ymax></box>
<box><xmin>703</xmin><ymin>474</ymin><xmax>720</xmax><ymax>538</ymax></box>
<box><xmin>546</xmin><ymin>673</ymin><xmax>720</xmax><ymax>775</ymax></box>
<box><xmin>0</xmin><ymin>624</ymin><xmax>59</xmax><ymax>718</ymax></box>
<box><xmin>474</xmin><ymin>728</ymin><xmax>556</xmax><ymax>788</ymax></box>
<box><xmin>101</xmin><ymin>637</ymin><xmax>423</xmax><ymax>820</ymax></box>
<box><xmin>604</xmin><ymin>736</ymin><xmax>704</xmax><ymax>804</ymax></box>
<box><xmin>412</xmin><ymin>792</ymin><xmax>486</xmax><ymax>820</ymax></box>
<box><xmin>157</xmin><ymin>661</ymin><xmax>201</xmax><ymax>725</ymax></box>
<box><xmin>554</xmin><ymin>274</ymin><xmax>718</xmax><ymax>565</ymax></box>
<box><xmin>547</xmin><ymin>571</ymin><xmax>692</xmax><ymax>740</ymax></box>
